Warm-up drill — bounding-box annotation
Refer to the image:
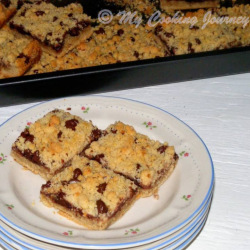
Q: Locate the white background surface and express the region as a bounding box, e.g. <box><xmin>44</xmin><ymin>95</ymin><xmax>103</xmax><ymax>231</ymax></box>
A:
<box><xmin>0</xmin><ymin>73</ymin><xmax>250</xmax><ymax>249</ymax></box>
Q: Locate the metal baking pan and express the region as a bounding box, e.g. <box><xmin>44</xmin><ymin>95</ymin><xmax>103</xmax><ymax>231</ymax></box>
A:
<box><xmin>0</xmin><ymin>0</ymin><xmax>249</xmax><ymax>107</ymax></box>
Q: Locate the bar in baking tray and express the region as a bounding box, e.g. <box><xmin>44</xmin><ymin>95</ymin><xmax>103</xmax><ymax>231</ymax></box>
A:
<box><xmin>11</xmin><ymin>109</ymin><xmax>102</xmax><ymax>180</ymax></box>
<box><xmin>26</xmin><ymin>16</ymin><xmax>167</xmax><ymax>75</ymax></box>
<box><xmin>160</xmin><ymin>0</ymin><xmax>219</xmax><ymax>11</ymax></box>
<box><xmin>0</xmin><ymin>0</ymin><xmax>17</xmax><ymax>28</ymax></box>
<box><xmin>0</xmin><ymin>25</ymin><xmax>41</xmax><ymax>79</ymax></box>
<box><xmin>85</xmin><ymin>121</ymin><xmax>179</xmax><ymax>198</ymax></box>
<box><xmin>9</xmin><ymin>1</ymin><xmax>92</xmax><ymax>57</ymax></box>
<box><xmin>155</xmin><ymin>9</ymin><xmax>240</xmax><ymax>56</ymax></box>
<box><xmin>40</xmin><ymin>155</ymin><xmax>139</xmax><ymax>230</ymax></box>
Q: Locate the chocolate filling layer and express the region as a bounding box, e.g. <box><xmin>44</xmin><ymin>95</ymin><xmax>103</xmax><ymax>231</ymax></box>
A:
<box><xmin>12</xmin><ymin>146</ymin><xmax>49</xmax><ymax>171</ymax></box>
<box><xmin>41</xmin><ymin>187</ymin><xmax>136</xmax><ymax>221</ymax></box>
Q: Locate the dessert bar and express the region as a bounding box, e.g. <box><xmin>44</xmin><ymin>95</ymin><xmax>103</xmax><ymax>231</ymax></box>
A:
<box><xmin>85</xmin><ymin>121</ymin><xmax>178</xmax><ymax>197</ymax></box>
<box><xmin>9</xmin><ymin>1</ymin><xmax>92</xmax><ymax>57</ymax></box>
<box><xmin>27</xmin><ymin>17</ymin><xmax>167</xmax><ymax>75</ymax></box>
<box><xmin>40</xmin><ymin>155</ymin><xmax>139</xmax><ymax>230</ymax></box>
<box><xmin>0</xmin><ymin>25</ymin><xmax>41</xmax><ymax>79</ymax></box>
<box><xmin>161</xmin><ymin>0</ymin><xmax>219</xmax><ymax>11</ymax></box>
<box><xmin>0</xmin><ymin>0</ymin><xmax>17</xmax><ymax>28</ymax></box>
<box><xmin>155</xmin><ymin>9</ymin><xmax>239</xmax><ymax>56</ymax></box>
<box><xmin>11</xmin><ymin>109</ymin><xmax>101</xmax><ymax>180</ymax></box>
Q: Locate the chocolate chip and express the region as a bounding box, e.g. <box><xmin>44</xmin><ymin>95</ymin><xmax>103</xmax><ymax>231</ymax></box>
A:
<box><xmin>164</xmin><ymin>32</ymin><xmax>174</xmax><ymax>38</ymax></box>
<box><xmin>57</xmin><ymin>131</ymin><xmax>62</xmax><ymax>139</ymax></box>
<box><xmin>20</xmin><ymin>10</ymin><xmax>26</xmax><ymax>17</ymax></box>
<box><xmin>95</xmin><ymin>27</ymin><xmax>105</xmax><ymax>35</ymax></box>
<box><xmin>195</xmin><ymin>38</ymin><xmax>201</xmax><ymax>45</ymax></box>
<box><xmin>23</xmin><ymin>149</ymin><xmax>43</xmax><ymax>166</ymax></box>
<box><xmin>188</xmin><ymin>43</ymin><xmax>194</xmax><ymax>54</ymax></box>
<box><xmin>21</xmin><ymin>129</ymin><xmax>34</xmax><ymax>143</ymax></box>
<box><xmin>65</xmin><ymin>119</ymin><xmax>79</xmax><ymax>131</ymax></box>
<box><xmin>68</xmin><ymin>13</ymin><xmax>73</xmax><ymax>17</ymax></box>
<box><xmin>93</xmin><ymin>154</ymin><xmax>105</xmax><ymax>164</ymax></box>
<box><xmin>111</xmin><ymin>128</ymin><xmax>117</xmax><ymax>134</ymax></box>
<box><xmin>190</xmin><ymin>26</ymin><xmax>199</xmax><ymax>30</ymax></box>
<box><xmin>61</xmin><ymin>181</ymin><xmax>68</xmax><ymax>186</ymax></box>
<box><xmin>174</xmin><ymin>153</ymin><xmax>179</xmax><ymax>161</ymax></box>
<box><xmin>73</xmin><ymin>168</ymin><xmax>83</xmax><ymax>180</ymax></box>
<box><xmin>53</xmin><ymin>16</ymin><xmax>58</xmax><ymax>22</ymax></box>
<box><xmin>117</xmin><ymin>29</ymin><xmax>124</xmax><ymax>36</ymax></box>
<box><xmin>157</xmin><ymin>145</ymin><xmax>168</xmax><ymax>154</ymax></box>
<box><xmin>41</xmin><ymin>181</ymin><xmax>51</xmax><ymax>190</ymax></box>
<box><xmin>66</xmin><ymin>108</ymin><xmax>71</xmax><ymax>111</ymax></box>
<box><xmin>35</xmin><ymin>11</ymin><xmax>45</xmax><ymax>16</ymax></box>
<box><xmin>97</xmin><ymin>183</ymin><xmax>107</xmax><ymax>194</ymax></box>
<box><xmin>1</xmin><ymin>0</ymin><xmax>10</xmax><ymax>8</ymax></box>
<box><xmin>69</xmin><ymin>27</ymin><xmax>79</xmax><ymax>36</ymax></box>
<box><xmin>96</xmin><ymin>199</ymin><xmax>108</xmax><ymax>214</ymax></box>
<box><xmin>134</xmin><ymin>51</ymin><xmax>139</xmax><ymax>59</ymax></box>
<box><xmin>53</xmin><ymin>40</ymin><xmax>63</xmax><ymax>50</ymax></box>
<box><xmin>134</xmin><ymin>138</ymin><xmax>138</xmax><ymax>144</ymax></box>
<box><xmin>17</xmin><ymin>0</ymin><xmax>23</xmax><ymax>9</ymax></box>
<box><xmin>131</xmin><ymin>37</ymin><xmax>135</xmax><ymax>42</ymax></box>
<box><xmin>77</xmin><ymin>20</ymin><xmax>90</xmax><ymax>28</ymax></box>
<box><xmin>136</xmin><ymin>164</ymin><xmax>141</xmax><ymax>171</ymax></box>
<box><xmin>91</xmin><ymin>129</ymin><xmax>102</xmax><ymax>141</ymax></box>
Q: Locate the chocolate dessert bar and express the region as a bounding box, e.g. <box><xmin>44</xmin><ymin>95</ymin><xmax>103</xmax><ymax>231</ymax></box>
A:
<box><xmin>0</xmin><ymin>25</ymin><xmax>41</xmax><ymax>79</ymax></box>
<box><xmin>9</xmin><ymin>1</ymin><xmax>92</xmax><ymax>57</ymax></box>
<box><xmin>85</xmin><ymin>121</ymin><xmax>178</xmax><ymax>197</ymax></box>
<box><xmin>155</xmin><ymin>9</ymin><xmax>239</xmax><ymax>56</ymax></box>
<box><xmin>161</xmin><ymin>0</ymin><xmax>219</xmax><ymax>11</ymax></box>
<box><xmin>11</xmin><ymin>109</ymin><xmax>101</xmax><ymax>180</ymax></box>
<box><xmin>40</xmin><ymin>155</ymin><xmax>139</xmax><ymax>230</ymax></box>
<box><xmin>0</xmin><ymin>0</ymin><xmax>17</xmax><ymax>28</ymax></box>
<box><xmin>26</xmin><ymin>17</ymin><xmax>166</xmax><ymax>75</ymax></box>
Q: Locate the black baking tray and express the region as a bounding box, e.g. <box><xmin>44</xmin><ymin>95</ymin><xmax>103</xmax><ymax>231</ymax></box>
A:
<box><xmin>0</xmin><ymin>0</ymin><xmax>250</xmax><ymax>107</ymax></box>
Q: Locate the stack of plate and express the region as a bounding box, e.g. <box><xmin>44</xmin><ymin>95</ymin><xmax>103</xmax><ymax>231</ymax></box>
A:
<box><xmin>0</xmin><ymin>96</ymin><xmax>214</xmax><ymax>250</ymax></box>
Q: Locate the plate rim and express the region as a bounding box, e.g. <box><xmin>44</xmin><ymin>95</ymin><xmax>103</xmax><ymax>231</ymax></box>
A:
<box><xmin>0</xmin><ymin>95</ymin><xmax>215</xmax><ymax>248</ymax></box>
<box><xmin>0</xmin><ymin>189</ymin><xmax>213</xmax><ymax>250</ymax></box>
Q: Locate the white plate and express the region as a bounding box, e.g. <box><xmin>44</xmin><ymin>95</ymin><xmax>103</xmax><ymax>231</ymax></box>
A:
<box><xmin>0</xmin><ymin>194</ymin><xmax>212</xmax><ymax>250</ymax></box>
<box><xmin>0</xmin><ymin>96</ymin><xmax>214</xmax><ymax>249</ymax></box>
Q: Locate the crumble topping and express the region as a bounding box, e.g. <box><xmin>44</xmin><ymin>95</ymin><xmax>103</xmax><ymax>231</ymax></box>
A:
<box><xmin>9</xmin><ymin>1</ymin><xmax>91</xmax><ymax>51</ymax></box>
<box><xmin>41</xmin><ymin>155</ymin><xmax>138</xmax><ymax>218</ymax></box>
<box><xmin>85</xmin><ymin>121</ymin><xmax>178</xmax><ymax>189</ymax></box>
<box><xmin>12</xmin><ymin>109</ymin><xmax>98</xmax><ymax>174</ymax></box>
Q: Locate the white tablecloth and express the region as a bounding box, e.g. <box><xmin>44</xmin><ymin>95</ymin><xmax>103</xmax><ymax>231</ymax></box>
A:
<box><xmin>0</xmin><ymin>73</ymin><xmax>250</xmax><ymax>250</ymax></box>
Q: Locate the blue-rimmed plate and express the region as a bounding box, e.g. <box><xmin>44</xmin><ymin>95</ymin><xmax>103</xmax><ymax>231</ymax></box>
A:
<box><xmin>0</xmin><ymin>191</ymin><xmax>213</xmax><ymax>250</ymax></box>
<box><xmin>0</xmin><ymin>96</ymin><xmax>214</xmax><ymax>249</ymax></box>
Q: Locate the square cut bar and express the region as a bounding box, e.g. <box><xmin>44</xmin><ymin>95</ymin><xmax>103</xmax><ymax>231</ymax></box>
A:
<box><xmin>0</xmin><ymin>0</ymin><xmax>17</xmax><ymax>28</ymax></box>
<box><xmin>85</xmin><ymin>121</ymin><xmax>179</xmax><ymax>198</ymax></box>
<box><xmin>155</xmin><ymin>9</ymin><xmax>239</xmax><ymax>56</ymax></box>
<box><xmin>40</xmin><ymin>155</ymin><xmax>139</xmax><ymax>230</ymax></box>
<box><xmin>160</xmin><ymin>0</ymin><xmax>219</xmax><ymax>11</ymax></box>
<box><xmin>11</xmin><ymin>109</ymin><xmax>102</xmax><ymax>180</ymax></box>
<box><xmin>9</xmin><ymin>1</ymin><xmax>93</xmax><ymax>57</ymax></box>
<box><xmin>0</xmin><ymin>25</ymin><xmax>41</xmax><ymax>79</ymax></box>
